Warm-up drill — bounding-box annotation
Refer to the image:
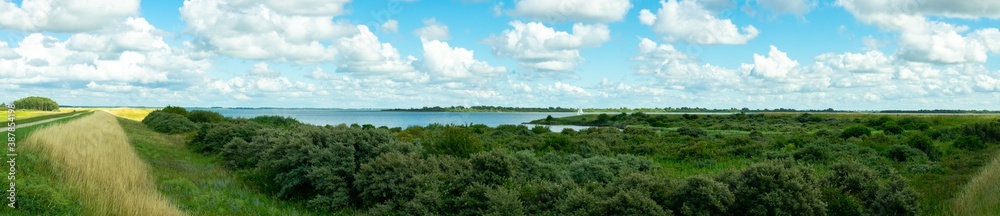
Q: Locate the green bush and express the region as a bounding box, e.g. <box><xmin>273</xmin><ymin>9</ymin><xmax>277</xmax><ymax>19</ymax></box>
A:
<box><xmin>903</xmin><ymin>132</ymin><xmax>938</xmax><ymax>160</ymax></box>
<box><xmin>190</xmin><ymin>119</ymin><xmax>263</xmax><ymax>153</ymax></box>
<box><xmin>882</xmin><ymin>123</ymin><xmax>904</xmax><ymax>135</ymax></box>
<box><xmin>677</xmin><ymin>126</ymin><xmax>707</xmax><ymax>137</ymax></box>
<box><xmin>962</xmin><ymin>121</ymin><xmax>1000</xmax><ymax>143</ymax></box>
<box><xmin>469</xmin><ymin>150</ymin><xmax>519</xmax><ymax>185</ymax></box>
<box><xmin>669</xmin><ymin>176</ymin><xmax>734</xmax><ymax>216</ymax></box>
<box><xmin>187</xmin><ymin>110</ymin><xmax>224</xmax><ymax>123</ymax></box>
<box><xmin>871</xmin><ymin>176</ymin><xmax>920</xmax><ymax>215</ymax></box>
<box><xmin>885</xmin><ymin>145</ymin><xmax>927</xmax><ymax>162</ymax></box>
<box><xmin>841</xmin><ymin>125</ymin><xmax>871</xmax><ymax>139</ymax></box>
<box><xmin>12</xmin><ymin>96</ymin><xmax>59</xmax><ymax>111</ymax></box>
<box><xmin>794</xmin><ymin>144</ymin><xmax>832</xmax><ymax>163</ymax></box>
<box><xmin>953</xmin><ymin>135</ymin><xmax>986</xmax><ymax>150</ymax></box>
<box><xmin>141</xmin><ymin>110</ymin><xmax>196</xmax><ymax>134</ymax></box>
<box><xmin>161</xmin><ymin>105</ymin><xmax>188</xmax><ymax>117</ymax></box>
<box><xmin>531</xmin><ymin>125</ymin><xmax>550</xmax><ymax>134</ymax></box>
<box><xmin>722</xmin><ymin>160</ymin><xmax>827</xmax><ymax>215</ymax></box>
<box><xmin>427</xmin><ymin>126</ymin><xmax>483</xmax><ymax>157</ymax></box>
<box><xmin>250</xmin><ymin>115</ymin><xmax>301</xmax><ymax>128</ymax></box>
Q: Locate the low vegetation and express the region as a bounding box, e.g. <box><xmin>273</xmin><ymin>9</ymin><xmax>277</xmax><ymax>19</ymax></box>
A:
<box><xmin>953</xmin><ymin>150</ymin><xmax>1000</xmax><ymax>215</ymax></box>
<box><xmin>23</xmin><ymin>112</ymin><xmax>183</xmax><ymax>215</ymax></box>
<box><xmin>142</xmin><ymin>110</ymin><xmax>196</xmax><ymax>134</ymax></box>
<box><xmin>171</xmin><ymin>110</ymin><xmax>1000</xmax><ymax>215</ymax></box>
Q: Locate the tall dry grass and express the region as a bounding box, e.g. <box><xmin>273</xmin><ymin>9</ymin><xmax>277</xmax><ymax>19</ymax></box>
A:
<box><xmin>953</xmin><ymin>150</ymin><xmax>1000</xmax><ymax>215</ymax></box>
<box><xmin>24</xmin><ymin>111</ymin><xmax>185</xmax><ymax>215</ymax></box>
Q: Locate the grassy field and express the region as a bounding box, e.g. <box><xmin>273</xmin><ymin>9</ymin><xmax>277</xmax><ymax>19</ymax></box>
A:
<box><xmin>67</xmin><ymin>107</ymin><xmax>157</xmax><ymax>122</ymax></box>
<box><xmin>953</xmin><ymin>150</ymin><xmax>1000</xmax><ymax>215</ymax></box>
<box><xmin>0</xmin><ymin>109</ymin><xmax>76</xmax><ymax>124</ymax></box>
<box><xmin>21</xmin><ymin>112</ymin><xmax>183</xmax><ymax>215</ymax></box>
<box><xmin>115</xmin><ymin>117</ymin><xmax>317</xmax><ymax>215</ymax></box>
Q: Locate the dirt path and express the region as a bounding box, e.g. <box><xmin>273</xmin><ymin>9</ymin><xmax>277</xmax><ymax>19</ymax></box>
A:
<box><xmin>15</xmin><ymin>112</ymin><xmax>84</xmax><ymax>129</ymax></box>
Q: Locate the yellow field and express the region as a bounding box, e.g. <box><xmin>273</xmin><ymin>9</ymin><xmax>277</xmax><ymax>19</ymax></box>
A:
<box><xmin>24</xmin><ymin>111</ymin><xmax>185</xmax><ymax>215</ymax></box>
<box><xmin>96</xmin><ymin>107</ymin><xmax>158</xmax><ymax>121</ymax></box>
<box><xmin>953</xmin><ymin>150</ymin><xmax>1000</xmax><ymax>215</ymax></box>
<box><xmin>0</xmin><ymin>109</ymin><xmax>74</xmax><ymax>123</ymax></box>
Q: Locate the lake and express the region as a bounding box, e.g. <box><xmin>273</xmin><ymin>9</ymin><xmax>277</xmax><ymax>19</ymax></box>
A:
<box><xmin>192</xmin><ymin>108</ymin><xmax>586</xmax><ymax>129</ymax></box>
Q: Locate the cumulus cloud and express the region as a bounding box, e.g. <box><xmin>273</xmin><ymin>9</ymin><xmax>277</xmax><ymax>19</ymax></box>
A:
<box><xmin>634</xmin><ymin>38</ymin><xmax>742</xmax><ymax>92</ymax></box>
<box><xmin>748</xmin><ymin>46</ymin><xmax>799</xmax><ymax>79</ymax></box>
<box><xmin>484</xmin><ymin>21</ymin><xmax>609</xmax><ymax>73</ymax></box>
<box><xmin>248</xmin><ymin>62</ymin><xmax>280</xmax><ymax>77</ymax></box>
<box><xmin>421</xmin><ymin>40</ymin><xmax>506</xmax><ymax>82</ymax></box>
<box><xmin>333</xmin><ymin>25</ymin><xmax>426</xmax><ymax>82</ymax></box>
<box><xmin>838</xmin><ymin>0</ymin><xmax>1000</xmax><ymax>64</ymax></box>
<box><xmin>639</xmin><ymin>0</ymin><xmax>759</xmax><ymax>44</ymax></box>
<box><xmin>0</xmin><ymin>0</ymin><xmax>140</xmax><ymax>32</ymax></box>
<box><xmin>180</xmin><ymin>0</ymin><xmax>357</xmax><ymax>63</ymax></box>
<box><xmin>509</xmin><ymin>0</ymin><xmax>632</xmax><ymax>23</ymax></box>
<box><xmin>815</xmin><ymin>50</ymin><xmax>894</xmax><ymax>73</ymax></box>
<box><xmin>536</xmin><ymin>82</ymin><xmax>591</xmax><ymax>97</ymax></box>
<box><xmin>413</xmin><ymin>18</ymin><xmax>450</xmax><ymax>41</ymax></box>
<box><xmin>381</xmin><ymin>20</ymin><xmax>399</xmax><ymax>33</ymax></box>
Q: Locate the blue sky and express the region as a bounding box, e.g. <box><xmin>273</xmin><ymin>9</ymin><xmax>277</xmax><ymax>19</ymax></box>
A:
<box><xmin>1</xmin><ymin>0</ymin><xmax>999</xmax><ymax>109</ymax></box>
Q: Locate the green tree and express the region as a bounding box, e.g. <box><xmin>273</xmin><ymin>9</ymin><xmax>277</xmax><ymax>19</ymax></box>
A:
<box><xmin>13</xmin><ymin>96</ymin><xmax>59</xmax><ymax>111</ymax></box>
<box><xmin>161</xmin><ymin>105</ymin><xmax>188</xmax><ymax>117</ymax></box>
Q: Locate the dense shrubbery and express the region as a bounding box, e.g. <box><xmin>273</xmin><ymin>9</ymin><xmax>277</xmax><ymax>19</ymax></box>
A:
<box><xmin>134</xmin><ymin>112</ymin><xmax>1000</xmax><ymax>214</ymax></box>
<box><xmin>187</xmin><ymin>110</ymin><xmax>224</xmax><ymax>123</ymax></box>
<box><xmin>161</xmin><ymin>105</ymin><xmax>188</xmax><ymax>117</ymax></box>
<box><xmin>141</xmin><ymin>111</ymin><xmax>195</xmax><ymax>134</ymax></box>
<box><xmin>13</xmin><ymin>96</ymin><xmax>59</xmax><ymax>111</ymax></box>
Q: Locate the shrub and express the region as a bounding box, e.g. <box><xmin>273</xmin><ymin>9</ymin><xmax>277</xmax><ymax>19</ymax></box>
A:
<box><xmin>601</xmin><ymin>189</ymin><xmax>670</xmax><ymax>216</ymax></box>
<box><xmin>669</xmin><ymin>176</ymin><xmax>734</xmax><ymax>216</ymax></box>
<box><xmin>427</xmin><ymin>126</ymin><xmax>483</xmax><ymax>158</ymax></box>
<box><xmin>255</xmin><ymin>126</ymin><xmax>356</xmax><ymax>210</ymax></box>
<box><xmin>871</xmin><ymin>176</ymin><xmax>920</xmax><ymax>216</ymax></box>
<box><xmin>886</xmin><ymin>145</ymin><xmax>927</xmax><ymax>162</ymax></box>
<box><xmin>722</xmin><ymin>160</ymin><xmax>827</xmax><ymax>215</ymax></box>
<box><xmin>531</xmin><ymin>125</ymin><xmax>550</xmax><ymax>134</ymax></box>
<box><xmin>190</xmin><ymin>119</ymin><xmax>263</xmax><ymax>153</ymax></box>
<box><xmin>841</xmin><ymin>125</ymin><xmax>871</xmax><ymax>139</ymax></box>
<box><xmin>953</xmin><ymin>135</ymin><xmax>986</xmax><ymax>151</ymax></box>
<box><xmin>187</xmin><ymin>110</ymin><xmax>224</xmax><ymax>123</ymax></box>
<box><xmin>161</xmin><ymin>105</ymin><xmax>188</xmax><ymax>117</ymax></box>
<box><xmin>250</xmin><ymin>115</ymin><xmax>301</xmax><ymax>128</ymax></box>
<box><xmin>12</xmin><ymin>96</ymin><xmax>59</xmax><ymax>111</ymax></box>
<box><xmin>677</xmin><ymin>126</ymin><xmax>707</xmax><ymax>137</ymax></box>
<box><xmin>794</xmin><ymin>144</ymin><xmax>832</xmax><ymax>163</ymax></box>
<box><xmin>469</xmin><ymin>150</ymin><xmax>519</xmax><ymax>185</ymax></box>
<box><xmin>903</xmin><ymin>132</ymin><xmax>938</xmax><ymax>160</ymax></box>
<box><xmin>141</xmin><ymin>110</ymin><xmax>196</xmax><ymax>134</ymax></box>
<box><xmin>962</xmin><ymin>121</ymin><xmax>1000</xmax><ymax>143</ymax></box>
<box><xmin>882</xmin><ymin>123</ymin><xmax>904</xmax><ymax>135</ymax></box>
<box><xmin>355</xmin><ymin>152</ymin><xmax>425</xmax><ymax>206</ymax></box>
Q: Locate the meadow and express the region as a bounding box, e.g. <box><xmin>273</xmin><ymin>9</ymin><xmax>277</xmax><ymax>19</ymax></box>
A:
<box><xmin>134</xmin><ymin>108</ymin><xmax>1000</xmax><ymax>215</ymax></box>
<box><xmin>5</xmin><ymin>105</ymin><xmax>999</xmax><ymax>215</ymax></box>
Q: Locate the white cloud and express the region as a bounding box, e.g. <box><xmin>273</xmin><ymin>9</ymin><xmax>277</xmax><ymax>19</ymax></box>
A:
<box><xmin>0</xmin><ymin>0</ymin><xmax>140</xmax><ymax>32</ymax></box>
<box><xmin>381</xmin><ymin>19</ymin><xmax>399</xmax><ymax>33</ymax></box>
<box><xmin>180</xmin><ymin>0</ymin><xmax>357</xmax><ymax>63</ymax></box>
<box><xmin>248</xmin><ymin>62</ymin><xmax>280</xmax><ymax>77</ymax></box>
<box><xmin>421</xmin><ymin>40</ymin><xmax>506</xmax><ymax>82</ymax></box>
<box><xmin>748</xmin><ymin>46</ymin><xmax>799</xmax><ymax>79</ymax></box>
<box><xmin>634</xmin><ymin>38</ymin><xmax>742</xmax><ymax>92</ymax></box>
<box><xmin>0</xmin><ymin>41</ymin><xmax>20</xmax><ymax>59</ymax></box>
<box><xmin>838</xmin><ymin>0</ymin><xmax>1000</xmax><ymax>64</ymax></box>
<box><xmin>509</xmin><ymin>0</ymin><xmax>632</xmax><ymax>23</ymax></box>
<box><xmin>640</xmin><ymin>0</ymin><xmax>759</xmax><ymax>44</ymax></box>
<box><xmin>815</xmin><ymin>50</ymin><xmax>894</xmax><ymax>73</ymax></box>
<box><xmin>413</xmin><ymin>18</ymin><xmax>450</xmax><ymax>41</ymax></box>
<box><xmin>333</xmin><ymin>25</ymin><xmax>426</xmax><ymax>82</ymax></box>
<box><xmin>536</xmin><ymin>82</ymin><xmax>591</xmax><ymax>97</ymax></box>
<box><xmin>65</xmin><ymin>17</ymin><xmax>168</xmax><ymax>59</ymax></box>
<box><xmin>484</xmin><ymin>21</ymin><xmax>609</xmax><ymax>73</ymax></box>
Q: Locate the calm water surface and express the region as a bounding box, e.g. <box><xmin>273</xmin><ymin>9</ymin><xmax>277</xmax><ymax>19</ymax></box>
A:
<box><xmin>193</xmin><ymin>108</ymin><xmax>581</xmax><ymax>129</ymax></box>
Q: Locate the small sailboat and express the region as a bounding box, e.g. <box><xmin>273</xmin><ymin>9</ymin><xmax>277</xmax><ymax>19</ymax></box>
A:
<box><xmin>577</xmin><ymin>108</ymin><xmax>584</xmax><ymax>115</ymax></box>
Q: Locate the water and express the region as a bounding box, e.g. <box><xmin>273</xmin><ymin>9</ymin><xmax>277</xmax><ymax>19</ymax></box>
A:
<box><xmin>192</xmin><ymin>108</ymin><xmax>581</xmax><ymax>129</ymax></box>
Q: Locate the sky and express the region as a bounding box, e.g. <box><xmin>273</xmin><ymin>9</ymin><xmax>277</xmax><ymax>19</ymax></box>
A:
<box><xmin>1</xmin><ymin>0</ymin><xmax>999</xmax><ymax>110</ymax></box>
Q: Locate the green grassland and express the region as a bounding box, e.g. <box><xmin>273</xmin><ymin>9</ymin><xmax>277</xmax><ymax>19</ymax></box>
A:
<box><xmin>7</xmin><ymin>107</ymin><xmax>1000</xmax><ymax>215</ymax></box>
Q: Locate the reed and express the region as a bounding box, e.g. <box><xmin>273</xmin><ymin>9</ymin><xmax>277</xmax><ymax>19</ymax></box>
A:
<box><xmin>24</xmin><ymin>111</ymin><xmax>184</xmax><ymax>215</ymax></box>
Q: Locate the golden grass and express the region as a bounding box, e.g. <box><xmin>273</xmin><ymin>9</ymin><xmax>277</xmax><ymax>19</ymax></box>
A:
<box><xmin>24</xmin><ymin>111</ymin><xmax>185</xmax><ymax>216</ymax></box>
<box><xmin>0</xmin><ymin>109</ymin><xmax>74</xmax><ymax>123</ymax></box>
<box><xmin>71</xmin><ymin>107</ymin><xmax>157</xmax><ymax>122</ymax></box>
<box><xmin>953</xmin><ymin>150</ymin><xmax>1000</xmax><ymax>215</ymax></box>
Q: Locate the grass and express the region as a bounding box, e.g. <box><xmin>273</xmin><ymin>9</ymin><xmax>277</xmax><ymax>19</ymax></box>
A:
<box><xmin>67</xmin><ymin>107</ymin><xmax>158</xmax><ymax>122</ymax></box>
<box><xmin>953</xmin><ymin>149</ymin><xmax>1000</xmax><ymax>215</ymax></box>
<box><xmin>0</xmin><ymin>109</ymin><xmax>77</xmax><ymax>125</ymax></box>
<box><xmin>0</xmin><ymin>111</ymin><xmax>93</xmax><ymax>215</ymax></box>
<box><xmin>115</xmin><ymin>116</ymin><xmax>317</xmax><ymax>215</ymax></box>
<box><xmin>21</xmin><ymin>112</ymin><xmax>184</xmax><ymax>215</ymax></box>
